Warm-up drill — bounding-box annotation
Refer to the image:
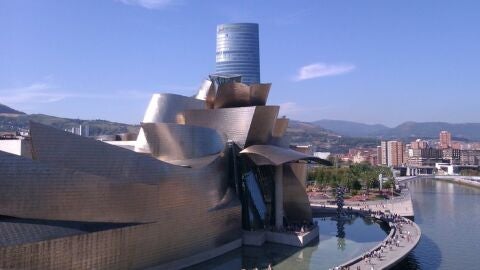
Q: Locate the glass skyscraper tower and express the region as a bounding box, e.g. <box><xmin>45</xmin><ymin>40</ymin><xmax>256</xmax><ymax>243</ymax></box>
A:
<box><xmin>216</xmin><ymin>23</ymin><xmax>260</xmax><ymax>85</ymax></box>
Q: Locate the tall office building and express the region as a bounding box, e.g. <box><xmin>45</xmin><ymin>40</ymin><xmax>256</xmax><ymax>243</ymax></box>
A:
<box><xmin>216</xmin><ymin>23</ymin><xmax>260</xmax><ymax>85</ymax></box>
<box><xmin>439</xmin><ymin>131</ymin><xmax>452</xmax><ymax>149</ymax></box>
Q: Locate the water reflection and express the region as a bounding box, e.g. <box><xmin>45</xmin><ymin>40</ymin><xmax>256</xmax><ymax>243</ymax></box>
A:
<box><xmin>189</xmin><ymin>214</ymin><xmax>388</xmax><ymax>270</ymax></box>
<box><xmin>392</xmin><ymin>234</ymin><xmax>441</xmax><ymax>270</ymax></box>
<box><xmin>336</xmin><ymin>218</ymin><xmax>346</xmax><ymax>250</ymax></box>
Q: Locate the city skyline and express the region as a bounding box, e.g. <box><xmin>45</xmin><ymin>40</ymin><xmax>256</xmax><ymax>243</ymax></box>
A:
<box><xmin>1</xmin><ymin>0</ymin><xmax>480</xmax><ymax>126</ymax></box>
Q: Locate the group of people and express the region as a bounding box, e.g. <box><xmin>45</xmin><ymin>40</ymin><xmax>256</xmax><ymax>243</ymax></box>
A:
<box><xmin>331</xmin><ymin>208</ymin><xmax>417</xmax><ymax>270</ymax></box>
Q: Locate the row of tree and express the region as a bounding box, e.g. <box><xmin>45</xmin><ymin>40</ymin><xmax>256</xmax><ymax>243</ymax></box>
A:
<box><xmin>308</xmin><ymin>163</ymin><xmax>394</xmax><ymax>191</ymax></box>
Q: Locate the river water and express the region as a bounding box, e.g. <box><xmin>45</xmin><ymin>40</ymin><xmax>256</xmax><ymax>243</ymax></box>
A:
<box><xmin>392</xmin><ymin>178</ymin><xmax>480</xmax><ymax>269</ymax></box>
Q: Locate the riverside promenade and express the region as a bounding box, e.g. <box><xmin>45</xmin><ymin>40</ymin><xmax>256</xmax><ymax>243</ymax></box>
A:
<box><xmin>310</xmin><ymin>188</ymin><xmax>415</xmax><ymax>217</ymax></box>
<box><xmin>311</xmin><ymin>187</ymin><xmax>420</xmax><ymax>269</ymax></box>
<box><xmin>311</xmin><ymin>204</ymin><xmax>421</xmax><ymax>270</ymax></box>
<box><xmin>336</xmin><ymin>212</ymin><xmax>420</xmax><ymax>270</ymax></box>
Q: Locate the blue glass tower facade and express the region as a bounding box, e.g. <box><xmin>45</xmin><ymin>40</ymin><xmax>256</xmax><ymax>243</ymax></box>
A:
<box><xmin>216</xmin><ymin>23</ymin><xmax>260</xmax><ymax>85</ymax></box>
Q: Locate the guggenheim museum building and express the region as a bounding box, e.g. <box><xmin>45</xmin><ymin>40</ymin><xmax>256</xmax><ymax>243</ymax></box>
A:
<box><xmin>0</xmin><ymin>23</ymin><xmax>329</xmax><ymax>269</ymax></box>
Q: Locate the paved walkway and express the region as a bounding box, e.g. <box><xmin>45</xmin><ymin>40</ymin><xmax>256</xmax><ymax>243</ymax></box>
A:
<box><xmin>335</xmin><ymin>213</ymin><xmax>421</xmax><ymax>270</ymax></box>
<box><xmin>356</xmin><ymin>199</ymin><xmax>414</xmax><ymax>217</ymax></box>
<box><xmin>311</xmin><ymin>198</ymin><xmax>414</xmax><ymax>217</ymax></box>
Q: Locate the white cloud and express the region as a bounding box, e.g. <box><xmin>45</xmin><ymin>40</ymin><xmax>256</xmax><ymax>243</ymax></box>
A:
<box><xmin>278</xmin><ymin>102</ymin><xmax>331</xmax><ymax>119</ymax></box>
<box><xmin>278</xmin><ymin>102</ymin><xmax>300</xmax><ymax>117</ymax></box>
<box><xmin>0</xmin><ymin>81</ymin><xmax>171</xmax><ymax>108</ymax></box>
<box><xmin>116</xmin><ymin>0</ymin><xmax>175</xmax><ymax>9</ymax></box>
<box><xmin>0</xmin><ymin>82</ymin><xmax>68</xmax><ymax>105</ymax></box>
<box><xmin>293</xmin><ymin>62</ymin><xmax>355</xmax><ymax>81</ymax></box>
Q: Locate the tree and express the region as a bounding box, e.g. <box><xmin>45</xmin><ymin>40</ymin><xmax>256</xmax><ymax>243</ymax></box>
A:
<box><xmin>352</xmin><ymin>179</ymin><xmax>362</xmax><ymax>191</ymax></box>
<box><xmin>383</xmin><ymin>179</ymin><xmax>394</xmax><ymax>189</ymax></box>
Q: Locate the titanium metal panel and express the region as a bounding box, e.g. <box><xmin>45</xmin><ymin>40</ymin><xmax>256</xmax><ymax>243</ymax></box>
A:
<box><xmin>29</xmin><ymin>121</ymin><xmax>187</xmax><ymax>185</ymax></box>
<box><xmin>249</xmin><ymin>83</ymin><xmax>271</xmax><ymax>106</ymax></box>
<box><xmin>272</xmin><ymin>118</ymin><xmax>289</xmax><ymax>138</ymax></box>
<box><xmin>22</xmin><ymin>123</ymin><xmax>238</xmax><ymax>219</ymax></box>
<box><xmin>240</xmin><ymin>144</ymin><xmax>331</xmax><ymax>166</ymax></box>
<box><xmin>135</xmin><ymin>93</ymin><xmax>206</xmax><ymax>153</ymax></box>
<box><xmin>0</xmin><ymin>219</ymin><xmax>86</xmax><ymax>248</ymax></box>
<box><xmin>0</xmin><ymin>137</ymin><xmax>242</xmax><ymax>268</ymax></box>
<box><xmin>0</xmin><ymin>206</ymin><xmax>241</xmax><ymax>270</ymax></box>
<box><xmin>246</xmin><ymin>106</ymin><xmax>279</xmax><ymax>147</ymax></box>
<box><xmin>141</xmin><ymin>122</ymin><xmax>225</xmax><ymax>161</ymax></box>
<box><xmin>213</xmin><ymin>82</ymin><xmax>270</xmax><ymax>109</ymax></box>
<box><xmin>183</xmin><ymin>106</ymin><xmax>279</xmax><ymax>148</ymax></box>
<box><xmin>0</xmin><ymin>150</ymin><xmax>159</xmax><ymax>223</ymax></box>
<box><xmin>194</xmin><ymin>79</ymin><xmax>213</xmax><ymax>101</ymax></box>
<box><xmin>141</xmin><ymin>93</ymin><xmax>205</xmax><ymax>123</ymax></box>
<box><xmin>283</xmin><ymin>164</ymin><xmax>313</xmax><ymax>223</ymax></box>
<box><xmin>164</xmin><ymin>154</ymin><xmax>222</xmax><ymax>168</ymax></box>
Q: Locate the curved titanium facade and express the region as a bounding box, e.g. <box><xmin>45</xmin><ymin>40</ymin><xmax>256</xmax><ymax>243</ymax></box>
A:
<box><xmin>216</xmin><ymin>23</ymin><xmax>260</xmax><ymax>85</ymax></box>
<box><xmin>183</xmin><ymin>106</ymin><xmax>279</xmax><ymax>148</ymax></box>
<box><xmin>214</xmin><ymin>82</ymin><xmax>270</xmax><ymax>109</ymax></box>
<box><xmin>141</xmin><ymin>122</ymin><xmax>225</xmax><ymax>161</ymax></box>
<box><xmin>135</xmin><ymin>93</ymin><xmax>206</xmax><ymax>153</ymax></box>
<box><xmin>283</xmin><ymin>164</ymin><xmax>313</xmax><ymax>223</ymax></box>
<box><xmin>0</xmin><ymin>122</ymin><xmax>241</xmax><ymax>268</ymax></box>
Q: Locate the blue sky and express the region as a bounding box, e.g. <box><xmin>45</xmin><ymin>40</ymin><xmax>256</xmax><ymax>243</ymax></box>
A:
<box><xmin>1</xmin><ymin>0</ymin><xmax>479</xmax><ymax>126</ymax></box>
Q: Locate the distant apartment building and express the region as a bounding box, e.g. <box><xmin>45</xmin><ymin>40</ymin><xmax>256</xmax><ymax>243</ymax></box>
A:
<box><xmin>376</xmin><ymin>146</ymin><xmax>382</xmax><ymax>165</ymax></box>
<box><xmin>387</xmin><ymin>141</ymin><xmax>405</xmax><ymax>167</ymax></box>
<box><xmin>380</xmin><ymin>141</ymin><xmax>388</xmax><ymax>165</ymax></box>
<box><xmin>313</xmin><ymin>152</ymin><xmax>331</xmax><ymax>160</ymax></box>
<box><xmin>408</xmin><ymin>148</ymin><xmax>443</xmax><ymax>167</ymax></box>
<box><xmin>460</xmin><ymin>150</ymin><xmax>480</xmax><ymax>165</ymax></box>
<box><xmin>451</xmin><ymin>141</ymin><xmax>462</xmax><ymax>150</ymax></box>
<box><xmin>65</xmin><ymin>125</ymin><xmax>89</xmax><ymax>137</ymax></box>
<box><xmin>442</xmin><ymin>148</ymin><xmax>461</xmax><ymax>165</ymax></box>
<box><xmin>348</xmin><ymin>148</ymin><xmax>378</xmax><ymax>165</ymax></box>
<box><xmin>439</xmin><ymin>131</ymin><xmax>452</xmax><ymax>149</ymax></box>
<box><xmin>411</xmin><ymin>139</ymin><xmax>428</xmax><ymax>149</ymax></box>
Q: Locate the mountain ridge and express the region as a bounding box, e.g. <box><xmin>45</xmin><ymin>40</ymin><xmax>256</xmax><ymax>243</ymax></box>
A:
<box><xmin>0</xmin><ymin>103</ymin><xmax>25</xmax><ymax>115</ymax></box>
<box><xmin>312</xmin><ymin>119</ymin><xmax>480</xmax><ymax>141</ymax></box>
<box><xmin>2</xmin><ymin>103</ymin><xmax>480</xmax><ymax>152</ymax></box>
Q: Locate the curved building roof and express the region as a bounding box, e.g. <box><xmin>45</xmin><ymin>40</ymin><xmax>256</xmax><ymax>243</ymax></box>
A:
<box><xmin>240</xmin><ymin>144</ymin><xmax>331</xmax><ymax>166</ymax></box>
<box><xmin>141</xmin><ymin>122</ymin><xmax>225</xmax><ymax>161</ymax></box>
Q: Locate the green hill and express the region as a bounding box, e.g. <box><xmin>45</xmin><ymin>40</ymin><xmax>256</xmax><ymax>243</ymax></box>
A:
<box><xmin>0</xmin><ymin>114</ymin><xmax>139</xmax><ymax>136</ymax></box>
<box><xmin>0</xmin><ymin>103</ymin><xmax>25</xmax><ymax>115</ymax></box>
